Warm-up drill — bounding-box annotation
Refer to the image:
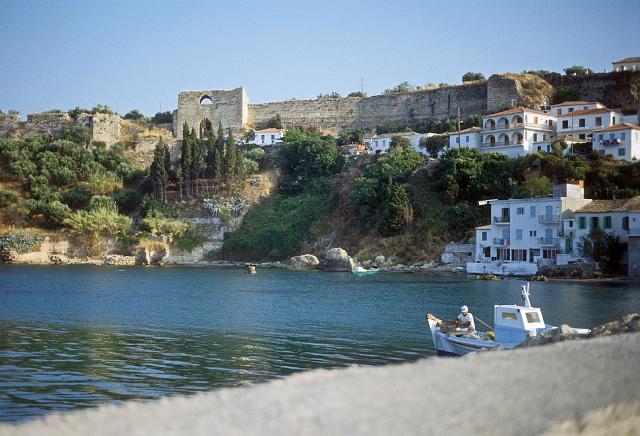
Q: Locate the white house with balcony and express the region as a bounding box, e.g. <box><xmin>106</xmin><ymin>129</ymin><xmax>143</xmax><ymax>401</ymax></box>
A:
<box><xmin>480</xmin><ymin>107</ymin><xmax>556</xmax><ymax>158</ymax></box>
<box><xmin>467</xmin><ymin>182</ymin><xmax>592</xmax><ymax>275</ymax></box>
<box><xmin>572</xmin><ymin>197</ymin><xmax>640</xmax><ymax>275</ymax></box>
<box><xmin>592</xmin><ymin>123</ymin><xmax>640</xmax><ymax>160</ymax></box>
<box><xmin>366</xmin><ymin>131</ymin><xmax>435</xmax><ymax>155</ymax></box>
<box><xmin>250</xmin><ymin>128</ymin><xmax>284</xmax><ymax>146</ymax></box>
<box><xmin>448</xmin><ymin>126</ymin><xmax>482</xmax><ymax>150</ymax></box>
<box><xmin>613</xmin><ymin>57</ymin><xmax>640</xmax><ymax>72</ymax></box>
<box><xmin>549</xmin><ymin>101</ymin><xmax>604</xmax><ymax>117</ymax></box>
<box><xmin>556</xmin><ymin>106</ymin><xmax>622</xmax><ymax>142</ymax></box>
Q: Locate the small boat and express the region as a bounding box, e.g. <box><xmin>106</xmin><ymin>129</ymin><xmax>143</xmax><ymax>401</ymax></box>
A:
<box><xmin>352</xmin><ymin>266</ymin><xmax>380</xmax><ymax>276</ymax></box>
<box><xmin>426</xmin><ymin>283</ymin><xmax>590</xmax><ymax>356</ymax></box>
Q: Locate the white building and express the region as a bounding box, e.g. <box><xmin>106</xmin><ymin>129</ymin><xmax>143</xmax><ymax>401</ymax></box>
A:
<box><xmin>448</xmin><ymin>127</ymin><xmax>482</xmax><ymax>150</ymax></box>
<box><xmin>366</xmin><ymin>131</ymin><xmax>435</xmax><ymax>155</ymax></box>
<box><xmin>549</xmin><ymin>101</ymin><xmax>604</xmax><ymax>117</ymax></box>
<box><xmin>480</xmin><ymin>107</ymin><xmax>556</xmax><ymax>158</ymax></box>
<box><xmin>592</xmin><ymin>123</ymin><xmax>640</xmax><ymax>160</ymax></box>
<box><xmin>556</xmin><ymin>106</ymin><xmax>622</xmax><ymax>142</ymax></box>
<box><xmin>572</xmin><ymin>197</ymin><xmax>640</xmax><ymax>274</ymax></box>
<box><xmin>250</xmin><ymin>128</ymin><xmax>284</xmax><ymax>146</ymax></box>
<box><xmin>612</xmin><ymin>57</ymin><xmax>640</xmax><ymax>72</ymax></box>
<box><xmin>467</xmin><ymin>182</ymin><xmax>592</xmax><ymax>275</ymax></box>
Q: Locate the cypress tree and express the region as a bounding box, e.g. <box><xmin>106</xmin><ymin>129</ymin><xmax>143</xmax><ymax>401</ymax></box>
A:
<box><xmin>150</xmin><ymin>138</ymin><xmax>168</xmax><ymax>202</ymax></box>
<box><xmin>180</xmin><ymin>122</ymin><xmax>193</xmax><ymax>198</ymax></box>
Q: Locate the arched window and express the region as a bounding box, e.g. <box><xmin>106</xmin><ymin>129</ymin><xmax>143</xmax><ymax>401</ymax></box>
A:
<box><xmin>200</xmin><ymin>95</ymin><xmax>214</xmax><ymax>105</ymax></box>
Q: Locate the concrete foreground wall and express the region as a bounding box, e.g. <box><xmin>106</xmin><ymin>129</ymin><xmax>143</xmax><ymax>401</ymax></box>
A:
<box><xmin>2</xmin><ymin>333</ymin><xmax>638</xmax><ymax>436</ymax></box>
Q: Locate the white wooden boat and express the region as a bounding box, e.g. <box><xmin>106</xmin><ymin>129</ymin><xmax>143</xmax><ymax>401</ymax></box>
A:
<box><xmin>352</xmin><ymin>266</ymin><xmax>380</xmax><ymax>276</ymax></box>
<box><xmin>426</xmin><ymin>283</ymin><xmax>590</xmax><ymax>356</ymax></box>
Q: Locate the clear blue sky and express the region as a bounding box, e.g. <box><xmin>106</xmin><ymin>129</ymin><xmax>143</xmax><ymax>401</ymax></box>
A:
<box><xmin>1</xmin><ymin>0</ymin><xmax>638</xmax><ymax>117</ymax></box>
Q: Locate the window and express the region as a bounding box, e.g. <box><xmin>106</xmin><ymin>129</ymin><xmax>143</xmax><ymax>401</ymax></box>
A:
<box><xmin>604</xmin><ymin>216</ymin><xmax>612</xmax><ymax>229</ymax></box>
<box><xmin>517</xmin><ymin>207</ymin><xmax>524</xmax><ymax>215</ymax></box>
<box><xmin>512</xmin><ymin>249</ymin><xmax>526</xmax><ymax>261</ymax></box>
<box><xmin>595</xmin><ymin>116</ymin><xmax>602</xmax><ymax>126</ymax></box>
<box><xmin>598</xmin><ymin>134</ymin><xmax>603</xmax><ymax>142</ymax></box>
<box><xmin>271</xmin><ymin>135</ymin><xmax>275</xmax><ymax>141</ymax></box>
<box><xmin>556</xmin><ymin>109</ymin><xmax>562</xmax><ymax>115</ymax></box>
<box><xmin>621</xmin><ymin>132</ymin><xmax>626</xmax><ymax>141</ymax></box>
<box><xmin>502</xmin><ymin>229</ymin><xmax>509</xmax><ymax>239</ymax></box>
<box><xmin>548</xmin><ymin>120</ymin><xmax>553</xmax><ymax>126</ymax></box>
<box><xmin>516</xmin><ymin>229</ymin><xmax>523</xmax><ymax>240</ymax></box>
<box><xmin>622</xmin><ymin>216</ymin><xmax>629</xmax><ymax>230</ymax></box>
<box><xmin>481</xmin><ymin>232</ymin><xmax>487</xmax><ymax>241</ymax></box>
<box><xmin>562</xmin><ymin>120</ymin><xmax>569</xmax><ymax>129</ymax></box>
<box><xmin>529</xmin><ymin>206</ymin><xmax>536</xmax><ymax>217</ymax></box>
<box><xmin>537</xmin><ymin>146</ymin><xmax>542</xmax><ymax>151</ymax></box>
<box><xmin>543</xmin><ymin>134</ymin><xmax>547</xmax><ymax>141</ymax></box>
<box><xmin>579</xmin><ymin>134</ymin><xmax>586</xmax><ymax>140</ymax></box>
<box><xmin>579</xmin><ymin>217</ymin><xmax>586</xmax><ymax>229</ymax></box>
<box><xmin>465</xmin><ymin>136</ymin><xmax>469</xmax><ymax>143</ymax></box>
<box><xmin>613</xmin><ymin>116</ymin><xmax>616</xmax><ymax>124</ymax></box>
<box><xmin>618</xmin><ymin>148</ymin><xmax>626</xmax><ymax>156</ymax></box>
<box><xmin>456</xmin><ymin>136</ymin><xmax>460</xmax><ymax>144</ymax></box>
<box><xmin>261</xmin><ymin>134</ymin><xmax>265</xmax><ymax>140</ymax></box>
<box><xmin>590</xmin><ymin>217</ymin><xmax>599</xmax><ymax>229</ymax></box>
<box><xmin>529</xmin><ymin>230</ymin><xmax>537</xmax><ymax>237</ymax></box>
<box><xmin>610</xmin><ymin>133</ymin><xmax>615</xmax><ymax>141</ymax></box>
<box><xmin>578</xmin><ymin>118</ymin><xmax>585</xmax><ymax>127</ymax></box>
<box><xmin>568</xmin><ymin>108</ymin><xmax>574</xmax><ymax>113</ymax></box>
<box><xmin>533</xmin><ymin>116</ymin><xmax>538</xmax><ymax>124</ymax></box>
<box><xmin>533</xmin><ymin>133</ymin><xmax>538</xmax><ymax>142</ymax></box>
<box><xmin>569</xmin><ymin>221</ymin><xmax>573</xmax><ymax>228</ymax></box>
<box><xmin>502</xmin><ymin>312</ymin><xmax>517</xmax><ymax>320</ymax></box>
<box><xmin>525</xmin><ymin>312</ymin><xmax>541</xmax><ymax>323</ymax></box>
<box><xmin>543</xmin><ymin>249</ymin><xmax>556</xmax><ymax>259</ymax></box>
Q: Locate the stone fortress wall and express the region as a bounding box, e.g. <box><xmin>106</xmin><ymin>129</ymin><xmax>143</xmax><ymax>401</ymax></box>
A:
<box><xmin>174</xmin><ymin>71</ymin><xmax>639</xmax><ymax>137</ymax></box>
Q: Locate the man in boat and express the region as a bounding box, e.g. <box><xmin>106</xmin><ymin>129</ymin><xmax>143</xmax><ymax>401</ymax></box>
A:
<box><xmin>455</xmin><ymin>305</ymin><xmax>476</xmax><ymax>332</ymax></box>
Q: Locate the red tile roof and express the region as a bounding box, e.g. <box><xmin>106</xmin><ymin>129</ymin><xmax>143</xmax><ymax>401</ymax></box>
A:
<box><xmin>613</xmin><ymin>57</ymin><xmax>640</xmax><ymax>64</ymax></box>
<box><xmin>557</xmin><ymin>107</ymin><xmax>612</xmax><ymax>117</ymax></box>
<box><xmin>485</xmin><ymin>106</ymin><xmax>548</xmax><ymax>117</ymax></box>
<box><xmin>577</xmin><ymin>197</ymin><xmax>640</xmax><ymax>213</ymax></box>
<box><xmin>594</xmin><ymin>123</ymin><xmax>640</xmax><ymax>132</ymax></box>
<box><xmin>450</xmin><ymin>127</ymin><xmax>481</xmax><ymax>135</ymax></box>
<box><xmin>255</xmin><ymin>128</ymin><xmax>282</xmax><ymax>133</ymax></box>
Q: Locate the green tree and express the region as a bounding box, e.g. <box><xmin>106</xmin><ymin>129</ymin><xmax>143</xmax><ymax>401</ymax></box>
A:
<box><xmin>150</xmin><ymin>138</ymin><xmax>169</xmax><ymax>202</ymax></box>
<box><xmin>123</xmin><ymin>109</ymin><xmax>145</xmax><ymax>121</ymax></box>
<box><xmin>564</xmin><ymin>65</ymin><xmax>593</xmax><ymax>75</ymax></box>
<box><xmin>518</xmin><ymin>176</ymin><xmax>553</xmax><ymax>198</ymax></box>
<box><xmin>180</xmin><ymin>122</ymin><xmax>193</xmax><ymax>198</ymax></box>
<box><xmin>383</xmin><ymin>81</ymin><xmax>414</xmax><ymax>94</ymax></box>
<box><xmin>389</xmin><ymin>136</ymin><xmax>412</xmax><ymax>151</ymax></box>
<box><xmin>347</xmin><ymin>91</ymin><xmax>367</xmax><ymax>97</ymax></box>
<box><xmin>553</xmin><ymin>86</ymin><xmax>581</xmax><ymax>104</ymax></box>
<box><xmin>462</xmin><ymin>72</ymin><xmax>485</xmax><ymax>82</ymax></box>
<box><xmin>336</xmin><ymin>128</ymin><xmax>365</xmax><ymax>146</ymax></box>
<box><xmin>380</xmin><ymin>178</ymin><xmax>413</xmax><ymax>235</ymax></box>
<box><xmin>151</xmin><ymin>111</ymin><xmax>173</xmax><ymax>124</ymax></box>
<box><xmin>267</xmin><ymin>114</ymin><xmax>283</xmax><ymax>129</ymax></box>
<box><xmin>60</xmin><ymin>125</ymin><xmax>92</xmax><ymax>147</ymax></box>
<box><xmin>419</xmin><ymin>135</ymin><xmax>448</xmax><ymax>158</ymax></box>
<box><xmin>579</xmin><ymin>228</ymin><xmax>625</xmax><ymax>274</ymax></box>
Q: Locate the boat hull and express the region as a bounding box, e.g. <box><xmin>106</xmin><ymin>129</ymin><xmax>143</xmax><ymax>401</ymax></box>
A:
<box><xmin>428</xmin><ymin>319</ymin><xmax>500</xmax><ymax>356</ymax></box>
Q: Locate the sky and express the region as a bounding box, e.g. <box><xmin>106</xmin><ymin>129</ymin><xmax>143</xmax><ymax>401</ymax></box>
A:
<box><xmin>0</xmin><ymin>0</ymin><xmax>638</xmax><ymax>117</ymax></box>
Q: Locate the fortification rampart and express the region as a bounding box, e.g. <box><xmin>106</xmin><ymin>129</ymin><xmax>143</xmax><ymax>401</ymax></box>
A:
<box><xmin>175</xmin><ymin>88</ymin><xmax>248</xmax><ymax>138</ymax></box>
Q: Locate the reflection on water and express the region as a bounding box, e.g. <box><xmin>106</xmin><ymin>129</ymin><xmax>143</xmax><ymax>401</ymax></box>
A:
<box><xmin>0</xmin><ymin>265</ymin><xmax>638</xmax><ymax>422</ymax></box>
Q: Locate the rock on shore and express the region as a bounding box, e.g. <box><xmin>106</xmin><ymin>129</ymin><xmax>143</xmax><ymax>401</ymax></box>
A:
<box><xmin>319</xmin><ymin>248</ymin><xmax>355</xmax><ymax>272</ymax></box>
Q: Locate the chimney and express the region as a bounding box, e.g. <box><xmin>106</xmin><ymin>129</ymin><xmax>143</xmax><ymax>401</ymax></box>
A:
<box><xmin>553</xmin><ymin>180</ymin><xmax>584</xmax><ymax>199</ymax></box>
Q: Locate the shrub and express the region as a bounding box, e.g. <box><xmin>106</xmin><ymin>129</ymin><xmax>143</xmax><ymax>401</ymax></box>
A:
<box><xmin>243</xmin><ymin>158</ymin><xmax>259</xmax><ymax>174</ymax></box>
<box><xmin>64</xmin><ymin>208</ymin><xmax>133</xmax><ymax>244</ymax></box>
<box><xmin>142</xmin><ymin>210</ymin><xmax>190</xmax><ymax>238</ymax></box>
<box><xmin>462</xmin><ymin>72</ymin><xmax>485</xmax><ymax>82</ymax></box>
<box><xmin>89</xmin><ymin>195</ymin><xmax>118</xmax><ymax>213</ymax></box>
<box><xmin>113</xmin><ymin>188</ymin><xmax>143</xmax><ymax>214</ymax></box>
<box><xmin>86</xmin><ymin>171</ymin><xmax>123</xmax><ymax>195</ymax></box>
<box><xmin>175</xmin><ymin>235</ymin><xmax>207</xmax><ymax>252</ymax></box>
<box><xmin>62</xmin><ymin>186</ymin><xmax>91</xmax><ymax>209</ymax></box>
<box><xmin>0</xmin><ymin>189</ymin><xmax>18</xmax><ymax>207</ymax></box>
<box><xmin>244</xmin><ymin>147</ymin><xmax>266</xmax><ymax>163</ymax></box>
<box><xmin>42</xmin><ymin>200</ymin><xmax>72</xmax><ymax>227</ymax></box>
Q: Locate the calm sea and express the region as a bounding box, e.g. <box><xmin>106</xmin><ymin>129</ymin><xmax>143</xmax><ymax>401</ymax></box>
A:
<box><xmin>0</xmin><ymin>265</ymin><xmax>637</xmax><ymax>422</ymax></box>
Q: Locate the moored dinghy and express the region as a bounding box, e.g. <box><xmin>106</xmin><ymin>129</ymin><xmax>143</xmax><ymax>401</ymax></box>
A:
<box><xmin>352</xmin><ymin>266</ymin><xmax>380</xmax><ymax>276</ymax></box>
<box><xmin>426</xmin><ymin>283</ymin><xmax>590</xmax><ymax>356</ymax></box>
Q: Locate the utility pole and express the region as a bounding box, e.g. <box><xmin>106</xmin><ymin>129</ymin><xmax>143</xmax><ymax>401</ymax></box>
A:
<box><xmin>360</xmin><ymin>77</ymin><xmax>364</xmax><ymax>95</ymax></box>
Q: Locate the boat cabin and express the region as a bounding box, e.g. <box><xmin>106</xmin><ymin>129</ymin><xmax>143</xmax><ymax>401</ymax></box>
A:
<box><xmin>493</xmin><ymin>304</ymin><xmax>546</xmax><ymax>347</ymax></box>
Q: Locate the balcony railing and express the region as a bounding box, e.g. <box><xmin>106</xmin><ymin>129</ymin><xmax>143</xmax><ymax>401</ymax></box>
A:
<box><xmin>493</xmin><ymin>238</ymin><xmax>510</xmax><ymax>247</ymax></box>
<box><xmin>493</xmin><ymin>216</ymin><xmax>510</xmax><ymax>224</ymax></box>
<box><xmin>538</xmin><ymin>237</ymin><xmax>560</xmax><ymax>247</ymax></box>
<box><xmin>482</xmin><ymin>142</ymin><xmax>522</xmax><ymax>147</ymax></box>
<box><xmin>483</xmin><ymin>122</ymin><xmax>554</xmax><ymax>132</ymax></box>
<box><xmin>538</xmin><ymin>215</ymin><xmax>561</xmax><ymax>224</ymax></box>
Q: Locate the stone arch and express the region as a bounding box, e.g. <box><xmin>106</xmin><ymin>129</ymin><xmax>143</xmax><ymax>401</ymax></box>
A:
<box><xmin>511</xmin><ymin>115</ymin><xmax>523</xmax><ymax>125</ymax></box>
<box><xmin>486</xmin><ymin>135</ymin><xmax>496</xmax><ymax>146</ymax></box>
<box><xmin>512</xmin><ymin>132</ymin><xmax>523</xmax><ymax>144</ymax></box>
<box><xmin>498</xmin><ymin>133</ymin><xmax>510</xmax><ymax>145</ymax></box>
<box><xmin>484</xmin><ymin>119</ymin><xmax>496</xmax><ymax>129</ymax></box>
<box><xmin>497</xmin><ymin>117</ymin><xmax>510</xmax><ymax>129</ymax></box>
<box><xmin>200</xmin><ymin>95</ymin><xmax>215</xmax><ymax>105</ymax></box>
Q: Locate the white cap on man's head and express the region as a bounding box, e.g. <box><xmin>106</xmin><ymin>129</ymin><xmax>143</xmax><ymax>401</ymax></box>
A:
<box><xmin>461</xmin><ymin>305</ymin><xmax>468</xmax><ymax>312</ymax></box>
